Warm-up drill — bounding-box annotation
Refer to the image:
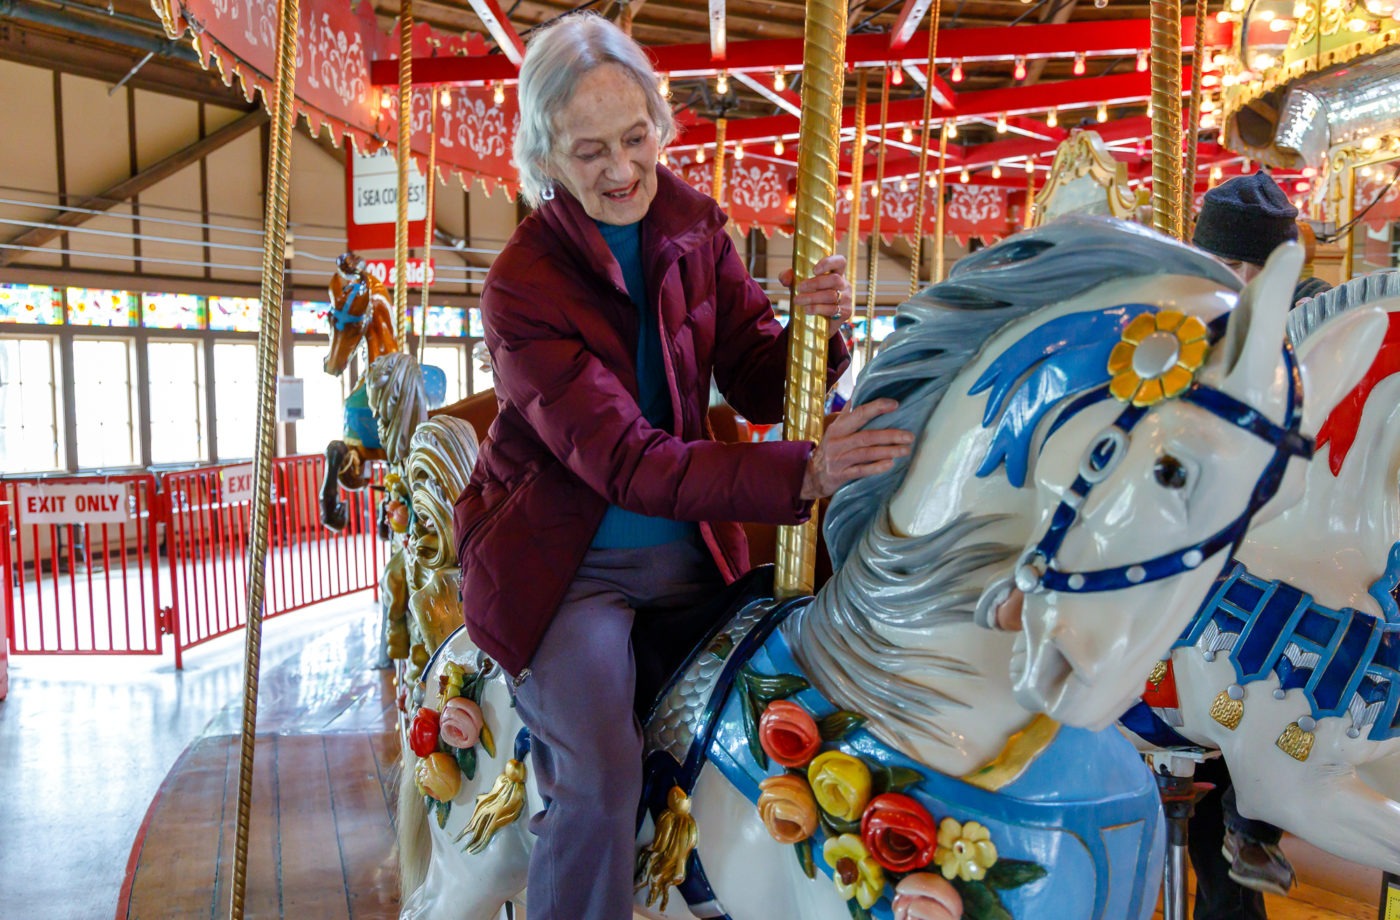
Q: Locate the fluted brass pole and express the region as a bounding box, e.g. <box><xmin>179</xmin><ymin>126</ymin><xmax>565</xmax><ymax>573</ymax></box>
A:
<box><xmin>712</xmin><ymin>118</ymin><xmax>727</xmax><ymax>204</ymax></box>
<box><xmin>1150</xmin><ymin>0</ymin><xmax>1184</xmax><ymax>238</ymax></box>
<box><xmin>417</xmin><ymin>91</ymin><xmax>439</xmax><ymax>366</ymax></box>
<box><xmin>394</xmin><ymin>0</ymin><xmax>414</xmax><ymax>347</ymax></box>
<box><xmin>862</xmin><ymin>67</ymin><xmax>892</xmax><ymax>366</ymax></box>
<box><xmin>1025</xmin><ymin>162</ymin><xmax>1036</xmax><ymax>229</ymax></box>
<box><xmin>775</xmin><ymin>0</ymin><xmax>849</xmax><ymax>597</ymax></box>
<box><xmin>845</xmin><ymin>71</ymin><xmax>869</xmax><ymax>295</ymax></box>
<box><xmin>934</xmin><ymin>122</ymin><xmax>948</xmax><ymax>282</ymax></box>
<box><xmin>909</xmin><ymin>0</ymin><xmax>943</xmax><ymax>299</ymax></box>
<box><xmin>230</xmin><ymin>0</ymin><xmax>298</xmax><ymax>915</ymax></box>
<box><xmin>1182</xmin><ymin>0</ymin><xmax>1208</xmax><ymax>239</ymax></box>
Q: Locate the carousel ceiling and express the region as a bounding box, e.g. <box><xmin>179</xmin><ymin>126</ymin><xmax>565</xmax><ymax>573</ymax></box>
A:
<box><xmin>0</xmin><ymin>0</ymin><xmax>1272</xmax><ymax>218</ymax></box>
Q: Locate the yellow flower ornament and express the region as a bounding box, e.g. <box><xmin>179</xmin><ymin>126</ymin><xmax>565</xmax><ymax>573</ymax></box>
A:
<box><xmin>933</xmin><ymin>817</ymin><xmax>999</xmax><ymax>882</ymax></box>
<box><xmin>1108</xmin><ymin>311</ymin><xmax>1210</xmax><ymax>406</ymax></box>
<box><xmin>822</xmin><ymin>833</ymin><xmax>887</xmax><ymax>909</ymax></box>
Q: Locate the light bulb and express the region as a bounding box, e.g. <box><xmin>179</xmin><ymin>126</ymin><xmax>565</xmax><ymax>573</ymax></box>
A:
<box><xmin>1047</xmin><ymin>107</ymin><xmax>1058</xmax><ymax>128</ymax></box>
<box><xmin>716</xmin><ymin>71</ymin><xmax>729</xmax><ymax>95</ymax></box>
<box><xmin>439</xmin><ymin>87</ymin><xmax>452</xmax><ymax>107</ymax></box>
<box><xmin>844</xmin><ymin>187</ymin><xmax>854</xmax><ymax>201</ymax></box>
<box><xmin>947</xmin><ymin>120</ymin><xmax>958</xmax><ymax>139</ymax></box>
<box><xmin>1302</xmin><ymin>166</ymin><xmax>1317</xmax><ymax>177</ymax></box>
<box><xmin>1137</xmin><ymin>49</ymin><xmax>1149</xmax><ymax>72</ymax></box>
<box><xmin>991</xmin><ymin>163</ymin><xmax>1002</xmax><ymax>179</ymax></box>
<box><xmin>1094</xmin><ymin>0</ymin><xmax>1107</xmax><ymax>8</ymax></box>
<box><xmin>996</xmin><ymin>112</ymin><xmax>1008</xmax><ymax>133</ymax></box>
<box><xmin>734</xmin><ymin>142</ymin><xmax>744</xmax><ymax>161</ymax></box>
<box><xmin>1210</xmin><ymin>165</ymin><xmax>1223</xmax><ymax>181</ymax></box>
<box><xmin>1348</xmin><ymin>16</ymin><xmax>1369</xmax><ymax>30</ymax></box>
<box><xmin>951</xmin><ymin>59</ymin><xmax>964</xmax><ymax>83</ymax></box>
<box><xmin>892</xmin><ymin>68</ymin><xmax>905</xmax><ymax>86</ymax></box>
<box><xmin>697</xmin><ymin>147</ymin><xmax>706</xmax><ymax>164</ymax></box>
<box><xmin>774</xmin><ymin>138</ymin><xmax>785</xmax><ymax>155</ymax></box>
<box><xmin>1014</xmin><ymin>57</ymin><xmax>1026</xmax><ymax>80</ymax></box>
<box><xmin>1073</xmin><ymin>52</ymin><xmax>1086</xmax><ymax>76</ymax></box>
<box><xmin>659</xmin><ymin>74</ymin><xmax>670</xmax><ymax>96</ymax></box>
<box><xmin>1270</xmin><ymin>17</ymin><xmax>1293</xmax><ymax>30</ymax></box>
<box><xmin>1146</xmin><ymin>99</ymin><xmax>1154</xmax><ymax>117</ymax></box>
<box><xmin>1293</xmin><ymin>0</ymin><xmax>1308</xmax><ymax>15</ymax></box>
<box><xmin>380</xmin><ymin>91</ymin><xmax>392</xmax><ymax>110</ymax></box>
<box><xmin>1296</xmin><ymin>179</ymin><xmax>1311</xmax><ymax>192</ymax></box>
<box><xmin>773</xmin><ymin>70</ymin><xmax>786</xmax><ymax>92</ymax></box>
<box><xmin>1025</xmin><ymin>158</ymin><xmax>1035</xmax><ymax>174</ymax></box>
<box><xmin>1097</xmin><ymin>101</ymin><xmax>1108</xmax><ymax>122</ymax></box>
<box><xmin>902</xmin><ymin>125</ymin><xmax>914</xmax><ymax>142</ymax></box>
<box><xmin>492</xmin><ymin>82</ymin><xmax>505</xmax><ymax>105</ymax></box>
<box><xmin>959</xmin><ymin>167</ymin><xmax>970</xmax><ymax>182</ymax></box>
<box><xmin>872</xmin><ymin>184</ymin><xmax>881</xmax><ymax>198</ymax></box>
<box><xmin>899</xmin><ymin>178</ymin><xmax>910</xmax><ymax>192</ymax></box>
<box><xmin>1200</xmin><ymin>112</ymin><xmax>1216</xmax><ymax>129</ymax></box>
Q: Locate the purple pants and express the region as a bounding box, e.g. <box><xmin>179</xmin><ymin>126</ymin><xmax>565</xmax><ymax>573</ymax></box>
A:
<box><xmin>512</xmin><ymin>537</ymin><xmax>720</xmax><ymax>920</ymax></box>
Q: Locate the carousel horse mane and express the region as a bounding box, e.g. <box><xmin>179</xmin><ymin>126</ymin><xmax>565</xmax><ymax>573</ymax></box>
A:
<box><xmin>367</xmin><ymin>352</ymin><xmax>430</xmax><ymax>466</ymax></box>
<box><xmin>794</xmin><ymin>216</ymin><xmax>1242</xmax><ymax>747</ymax></box>
<box><xmin>1287</xmin><ymin>268</ymin><xmax>1400</xmax><ymax>347</ymax></box>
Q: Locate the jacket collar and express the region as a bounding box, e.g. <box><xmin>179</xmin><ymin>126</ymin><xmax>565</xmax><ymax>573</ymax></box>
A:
<box><xmin>535</xmin><ymin>165</ymin><xmax>727</xmax><ymax>285</ymax></box>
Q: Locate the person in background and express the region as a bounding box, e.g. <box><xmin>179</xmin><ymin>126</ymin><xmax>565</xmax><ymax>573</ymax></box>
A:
<box><xmin>452</xmin><ymin>14</ymin><xmax>913</xmax><ymax>920</ymax></box>
<box><xmin>1187</xmin><ymin>169</ymin><xmax>1331</xmax><ymax>918</ymax></box>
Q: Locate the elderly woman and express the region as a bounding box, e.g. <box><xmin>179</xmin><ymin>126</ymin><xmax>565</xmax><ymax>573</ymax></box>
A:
<box><xmin>453</xmin><ymin>13</ymin><xmax>911</xmax><ymax>919</ymax></box>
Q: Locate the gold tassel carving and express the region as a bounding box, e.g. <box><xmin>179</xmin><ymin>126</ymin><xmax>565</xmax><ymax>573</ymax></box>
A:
<box><xmin>635</xmin><ymin>786</ymin><xmax>698</xmax><ymax>911</ymax></box>
<box><xmin>1276</xmin><ymin>722</ymin><xmax>1315</xmax><ymax>761</ymax></box>
<box><xmin>1210</xmin><ymin>690</ymin><xmax>1244</xmax><ymax>731</ymax></box>
<box><xmin>457</xmin><ymin>758</ymin><xmax>527</xmax><ymax>853</ymax></box>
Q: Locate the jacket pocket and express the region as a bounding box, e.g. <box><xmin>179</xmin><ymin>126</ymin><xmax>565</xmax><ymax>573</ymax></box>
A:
<box><xmin>454</xmin><ymin>467</ymin><xmax>540</xmax><ymax>562</ymax></box>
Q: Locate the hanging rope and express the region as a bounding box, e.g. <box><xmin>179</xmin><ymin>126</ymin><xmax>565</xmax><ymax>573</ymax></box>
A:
<box><xmin>230</xmin><ymin>0</ymin><xmax>299</xmax><ymax>915</ymax></box>
<box><xmin>845</xmin><ymin>71</ymin><xmax>869</xmax><ymax>296</ymax></box>
<box><xmin>909</xmin><ymin>0</ymin><xmax>943</xmax><ymax>299</ymax></box>
<box><xmin>1182</xmin><ymin>0</ymin><xmax>1208</xmax><ymax>239</ymax></box>
<box><xmin>775</xmin><ymin>0</ymin><xmax>849</xmax><ymax>597</ymax></box>
<box><xmin>934</xmin><ymin>122</ymin><xmax>948</xmax><ymax>282</ymax></box>
<box><xmin>417</xmin><ymin>90</ymin><xmax>439</xmax><ymax>366</ymax></box>
<box><xmin>712</xmin><ymin>117</ymin><xmax>727</xmax><ymax>205</ymax></box>
<box><xmin>862</xmin><ymin>65</ymin><xmax>892</xmax><ymax>366</ymax></box>
<box><xmin>393</xmin><ymin>0</ymin><xmax>414</xmax><ymax>348</ymax></box>
<box><xmin>1150</xmin><ymin>0</ymin><xmax>1184</xmax><ymax>239</ymax></box>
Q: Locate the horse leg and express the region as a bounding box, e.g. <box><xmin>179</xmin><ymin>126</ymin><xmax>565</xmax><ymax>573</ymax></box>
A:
<box><xmin>1243</xmin><ymin>760</ymin><xmax>1400</xmax><ymax>875</ymax></box>
<box><xmin>321</xmin><ymin>440</ymin><xmax>351</xmax><ymax>532</ymax></box>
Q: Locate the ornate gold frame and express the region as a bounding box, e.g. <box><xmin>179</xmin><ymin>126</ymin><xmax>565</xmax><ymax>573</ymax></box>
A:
<box><xmin>1031</xmin><ymin>130</ymin><xmax>1145</xmax><ymax>227</ymax></box>
<box><xmin>1326</xmin><ymin>133</ymin><xmax>1400</xmax><ymax>277</ymax></box>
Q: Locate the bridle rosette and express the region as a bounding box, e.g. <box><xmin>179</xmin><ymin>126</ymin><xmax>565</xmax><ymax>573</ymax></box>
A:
<box><xmin>1107</xmin><ymin>311</ymin><xmax>1211</xmax><ymax>406</ymax></box>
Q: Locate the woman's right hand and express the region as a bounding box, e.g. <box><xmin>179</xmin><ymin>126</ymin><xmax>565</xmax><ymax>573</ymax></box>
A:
<box><xmin>800</xmin><ymin>398</ymin><xmax>913</xmax><ymax>500</ymax></box>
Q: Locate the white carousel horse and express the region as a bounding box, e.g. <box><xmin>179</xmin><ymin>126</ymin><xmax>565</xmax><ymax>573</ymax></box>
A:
<box><xmin>1121</xmin><ymin>271</ymin><xmax>1400</xmax><ymax>874</ymax></box>
<box><xmin>397</xmin><ymin>217</ymin><xmax>1377</xmax><ymax>920</ymax></box>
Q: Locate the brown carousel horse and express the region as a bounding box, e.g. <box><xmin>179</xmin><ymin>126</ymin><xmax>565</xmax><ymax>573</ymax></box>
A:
<box><xmin>320</xmin><ymin>252</ymin><xmax>497</xmax><ymax>531</ymax></box>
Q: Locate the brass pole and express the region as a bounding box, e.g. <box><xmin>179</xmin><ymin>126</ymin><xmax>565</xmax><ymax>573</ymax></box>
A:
<box><xmin>1025</xmin><ymin>162</ymin><xmax>1036</xmax><ymax>229</ymax></box>
<box><xmin>934</xmin><ymin>122</ymin><xmax>948</xmax><ymax>282</ymax></box>
<box><xmin>909</xmin><ymin>0</ymin><xmax>943</xmax><ymax>299</ymax></box>
<box><xmin>1182</xmin><ymin>0</ymin><xmax>1208</xmax><ymax>238</ymax></box>
<box><xmin>230</xmin><ymin>0</ymin><xmax>298</xmax><ymax>915</ymax></box>
<box><xmin>862</xmin><ymin>67</ymin><xmax>892</xmax><ymax>367</ymax></box>
<box><xmin>394</xmin><ymin>0</ymin><xmax>414</xmax><ymax>348</ymax></box>
<box><xmin>846</xmin><ymin>71</ymin><xmax>869</xmax><ymax>296</ymax></box>
<box><xmin>774</xmin><ymin>0</ymin><xmax>848</xmax><ymax>597</ymax></box>
<box><xmin>417</xmin><ymin>91</ymin><xmax>439</xmax><ymax>366</ymax></box>
<box><xmin>712</xmin><ymin>118</ymin><xmax>727</xmax><ymax>204</ymax></box>
<box><xmin>1150</xmin><ymin>0</ymin><xmax>1184</xmax><ymax>238</ymax></box>
<box><xmin>1343</xmin><ymin>164</ymin><xmax>1356</xmax><ymax>280</ymax></box>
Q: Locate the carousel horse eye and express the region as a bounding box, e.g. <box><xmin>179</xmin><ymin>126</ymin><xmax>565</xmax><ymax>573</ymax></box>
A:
<box><xmin>1154</xmin><ymin>455</ymin><xmax>1188</xmax><ymax>490</ymax></box>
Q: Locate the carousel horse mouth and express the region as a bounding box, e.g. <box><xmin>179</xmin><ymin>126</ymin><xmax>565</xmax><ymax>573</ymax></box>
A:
<box><xmin>1010</xmin><ymin>630</ymin><xmax>1077</xmax><ymax>718</ymax></box>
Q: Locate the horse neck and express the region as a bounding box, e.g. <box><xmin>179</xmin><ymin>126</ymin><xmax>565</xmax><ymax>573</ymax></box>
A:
<box><xmin>1240</xmin><ymin>379</ymin><xmax>1400</xmax><ymax>614</ymax></box>
<box><xmin>363</xmin><ymin>297</ymin><xmax>401</xmax><ymax>364</ymax></box>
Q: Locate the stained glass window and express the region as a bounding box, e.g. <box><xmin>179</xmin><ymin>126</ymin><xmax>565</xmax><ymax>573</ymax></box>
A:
<box><xmin>468</xmin><ymin>307</ymin><xmax>485</xmax><ymax>338</ymax></box>
<box><xmin>291</xmin><ymin>301</ymin><xmax>329</xmax><ymax>334</ymax></box>
<box><xmin>0</xmin><ymin>284</ymin><xmax>62</xmax><ymax>325</ymax></box>
<box><xmin>67</xmin><ymin>288</ymin><xmax>137</xmax><ymax>327</ymax></box>
<box><xmin>424</xmin><ymin>306</ymin><xmax>465</xmax><ymax>337</ymax></box>
<box><xmin>141</xmin><ymin>292</ymin><xmax>205</xmax><ymax>330</ymax></box>
<box><xmin>208</xmin><ymin>296</ymin><xmax>260</xmax><ymax>332</ymax></box>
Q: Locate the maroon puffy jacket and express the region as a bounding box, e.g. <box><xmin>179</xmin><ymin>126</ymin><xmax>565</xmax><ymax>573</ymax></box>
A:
<box><xmin>454</xmin><ymin>167</ymin><xmax>849</xmax><ymax>676</ymax></box>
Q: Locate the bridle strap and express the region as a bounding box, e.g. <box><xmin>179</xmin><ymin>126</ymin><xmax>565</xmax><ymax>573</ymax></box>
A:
<box><xmin>329</xmin><ymin>278</ymin><xmax>369</xmax><ymax>331</ymax></box>
<box><xmin>1019</xmin><ymin>341</ymin><xmax>1313</xmax><ymax>596</ymax></box>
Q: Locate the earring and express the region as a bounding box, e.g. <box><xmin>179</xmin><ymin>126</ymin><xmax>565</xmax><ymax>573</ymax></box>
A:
<box><xmin>541</xmin><ymin>182</ymin><xmax>555</xmax><ymax>201</ymax></box>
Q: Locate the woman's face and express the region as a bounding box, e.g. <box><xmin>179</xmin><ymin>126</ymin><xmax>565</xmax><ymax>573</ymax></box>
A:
<box><xmin>548</xmin><ymin>63</ymin><xmax>660</xmax><ymax>225</ymax></box>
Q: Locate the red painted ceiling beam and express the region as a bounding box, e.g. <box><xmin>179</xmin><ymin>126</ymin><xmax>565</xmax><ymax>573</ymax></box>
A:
<box><xmin>466</xmin><ymin>0</ymin><xmax>526</xmax><ymax>68</ymax></box>
<box><xmin>675</xmin><ymin>70</ymin><xmax>1182</xmax><ymax>148</ymax></box>
<box><xmin>369</xmin><ymin>18</ymin><xmax>1227</xmax><ymax>85</ymax></box>
<box><xmin>887</xmin><ymin>0</ymin><xmax>938</xmax><ymax>55</ymax></box>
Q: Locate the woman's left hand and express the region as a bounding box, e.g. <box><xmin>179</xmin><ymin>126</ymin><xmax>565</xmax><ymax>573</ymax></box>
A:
<box><xmin>780</xmin><ymin>254</ymin><xmax>853</xmax><ymax>339</ymax></box>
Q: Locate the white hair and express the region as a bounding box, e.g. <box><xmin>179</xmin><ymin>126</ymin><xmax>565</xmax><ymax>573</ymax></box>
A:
<box><xmin>512</xmin><ymin>12</ymin><xmax>675</xmax><ymax>208</ymax></box>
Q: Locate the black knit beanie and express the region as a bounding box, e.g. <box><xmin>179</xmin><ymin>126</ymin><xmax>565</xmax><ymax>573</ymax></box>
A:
<box><xmin>1192</xmin><ymin>170</ymin><xmax>1299</xmax><ymax>266</ymax></box>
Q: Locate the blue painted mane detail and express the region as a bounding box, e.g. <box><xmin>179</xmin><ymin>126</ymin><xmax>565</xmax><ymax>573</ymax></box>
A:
<box><xmin>970</xmin><ymin>305</ymin><xmax>1154</xmax><ymax>488</ymax></box>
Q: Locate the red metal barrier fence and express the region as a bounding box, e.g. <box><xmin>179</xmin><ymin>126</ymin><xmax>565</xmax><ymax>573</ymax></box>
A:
<box><xmin>2</xmin><ymin>474</ymin><xmax>163</xmax><ymax>658</ymax></box>
<box><xmin>162</xmin><ymin>455</ymin><xmax>382</xmax><ymax>667</ymax></box>
<box><xmin>2</xmin><ymin>455</ymin><xmax>383</xmax><ymax>670</ymax></box>
<box><xmin>1</xmin><ymin>501</ymin><xmax>11</xmax><ymax>699</ymax></box>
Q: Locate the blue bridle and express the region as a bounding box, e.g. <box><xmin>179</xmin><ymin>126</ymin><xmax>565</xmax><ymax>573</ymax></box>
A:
<box><xmin>1015</xmin><ymin>316</ymin><xmax>1314</xmax><ymax>596</ymax></box>
<box><xmin>328</xmin><ymin>277</ymin><xmax>369</xmax><ymax>331</ymax></box>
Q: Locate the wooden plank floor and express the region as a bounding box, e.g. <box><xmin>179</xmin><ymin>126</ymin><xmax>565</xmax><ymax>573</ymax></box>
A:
<box><xmin>122</xmin><ymin>732</ymin><xmax>400</xmax><ymax>920</ymax></box>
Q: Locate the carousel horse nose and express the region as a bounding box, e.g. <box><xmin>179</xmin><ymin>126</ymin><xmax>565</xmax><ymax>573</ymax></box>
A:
<box><xmin>1015</xmin><ymin>551</ymin><xmax>1046</xmax><ymax>594</ymax></box>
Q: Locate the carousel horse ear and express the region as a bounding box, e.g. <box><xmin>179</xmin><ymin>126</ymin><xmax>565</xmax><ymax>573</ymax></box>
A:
<box><xmin>1209</xmin><ymin>242</ymin><xmax>1303</xmax><ymax>410</ymax></box>
<box><xmin>1294</xmin><ymin>304</ymin><xmax>1386</xmax><ymax>438</ymax></box>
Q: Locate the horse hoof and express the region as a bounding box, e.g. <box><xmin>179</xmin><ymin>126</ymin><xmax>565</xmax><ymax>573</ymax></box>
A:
<box><xmin>322</xmin><ymin>504</ymin><xmax>348</xmax><ymax>532</ymax></box>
